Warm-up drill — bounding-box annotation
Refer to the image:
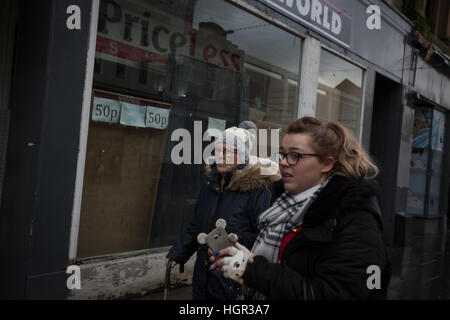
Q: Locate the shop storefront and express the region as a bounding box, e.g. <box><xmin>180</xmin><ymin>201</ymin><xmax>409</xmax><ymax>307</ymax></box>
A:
<box><xmin>399</xmin><ymin>95</ymin><xmax>449</xmax><ymax>236</ymax></box>
<box><xmin>64</xmin><ymin>0</ymin><xmax>376</xmax><ymax>297</ymax></box>
<box><xmin>67</xmin><ymin>0</ymin><xmax>370</xmax><ymax>298</ymax></box>
<box><xmin>72</xmin><ymin>0</ymin><xmax>369</xmax><ymax>258</ymax></box>
<box><xmin>1</xmin><ymin>0</ymin><xmax>449</xmax><ymax>299</ymax></box>
<box><xmin>75</xmin><ymin>0</ymin><xmax>303</xmax><ymax>259</ymax></box>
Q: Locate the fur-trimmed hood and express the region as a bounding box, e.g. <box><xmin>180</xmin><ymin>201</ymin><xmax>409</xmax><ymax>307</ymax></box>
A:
<box><xmin>204</xmin><ymin>156</ymin><xmax>280</xmax><ymax>192</ymax></box>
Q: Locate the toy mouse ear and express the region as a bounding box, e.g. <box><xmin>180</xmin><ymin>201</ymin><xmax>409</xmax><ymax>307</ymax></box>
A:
<box><xmin>228</xmin><ymin>233</ymin><xmax>238</xmax><ymax>243</ymax></box>
<box><xmin>197</xmin><ymin>233</ymin><xmax>207</xmax><ymax>244</ymax></box>
<box><xmin>216</xmin><ymin>219</ymin><xmax>227</xmax><ymax>229</ymax></box>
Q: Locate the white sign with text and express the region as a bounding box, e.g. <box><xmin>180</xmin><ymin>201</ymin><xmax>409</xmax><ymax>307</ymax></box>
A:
<box><xmin>146</xmin><ymin>106</ymin><xmax>170</xmax><ymax>129</ymax></box>
<box><xmin>92</xmin><ymin>97</ymin><xmax>121</xmax><ymax>124</ymax></box>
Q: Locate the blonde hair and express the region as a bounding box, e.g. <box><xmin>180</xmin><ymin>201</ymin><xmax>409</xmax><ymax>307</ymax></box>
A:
<box><xmin>287</xmin><ymin>117</ymin><xmax>379</xmax><ymax>180</ymax></box>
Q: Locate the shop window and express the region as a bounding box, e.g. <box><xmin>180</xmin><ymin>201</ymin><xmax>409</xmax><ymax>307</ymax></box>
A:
<box><xmin>316</xmin><ymin>49</ymin><xmax>364</xmax><ymax>140</ymax></box>
<box><xmin>76</xmin><ymin>0</ymin><xmax>302</xmax><ymax>258</ymax></box>
<box><xmin>407</xmin><ymin>108</ymin><xmax>446</xmax><ymax>217</ymax></box>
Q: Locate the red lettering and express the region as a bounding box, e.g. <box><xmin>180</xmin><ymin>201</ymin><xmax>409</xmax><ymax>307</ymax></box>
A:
<box><xmin>203</xmin><ymin>45</ymin><xmax>217</xmax><ymax>61</ymax></box>
<box><xmin>219</xmin><ymin>50</ymin><xmax>229</xmax><ymax>68</ymax></box>
<box><xmin>189</xmin><ymin>32</ymin><xmax>197</xmax><ymax>57</ymax></box>
<box><xmin>231</xmin><ymin>54</ymin><xmax>241</xmax><ymax>71</ymax></box>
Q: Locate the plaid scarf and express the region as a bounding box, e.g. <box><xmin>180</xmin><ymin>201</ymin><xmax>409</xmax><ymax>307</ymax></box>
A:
<box><xmin>251</xmin><ymin>180</ymin><xmax>329</xmax><ymax>263</ymax></box>
<box><xmin>245</xmin><ymin>180</ymin><xmax>328</xmax><ymax>300</ymax></box>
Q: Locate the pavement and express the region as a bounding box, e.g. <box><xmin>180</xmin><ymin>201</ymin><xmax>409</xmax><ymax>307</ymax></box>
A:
<box><xmin>137</xmin><ymin>285</ymin><xmax>192</xmax><ymax>300</ymax></box>
<box><xmin>388</xmin><ymin>231</ymin><xmax>450</xmax><ymax>299</ymax></box>
<box><xmin>138</xmin><ymin>230</ymin><xmax>450</xmax><ymax>300</ymax></box>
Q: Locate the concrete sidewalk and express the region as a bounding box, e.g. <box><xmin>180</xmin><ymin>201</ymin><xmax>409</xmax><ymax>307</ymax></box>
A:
<box><xmin>387</xmin><ymin>232</ymin><xmax>450</xmax><ymax>299</ymax></box>
<box><xmin>136</xmin><ymin>285</ymin><xmax>192</xmax><ymax>300</ymax></box>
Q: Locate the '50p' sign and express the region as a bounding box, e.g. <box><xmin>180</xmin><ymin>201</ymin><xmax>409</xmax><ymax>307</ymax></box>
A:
<box><xmin>92</xmin><ymin>97</ymin><xmax>121</xmax><ymax>124</ymax></box>
<box><xmin>146</xmin><ymin>106</ymin><xmax>170</xmax><ymax>130</ymax></box>
<box><xmin>92</xmin><ymin>94</ymin><xmax>170</xmax><ymax>129</ymax></box>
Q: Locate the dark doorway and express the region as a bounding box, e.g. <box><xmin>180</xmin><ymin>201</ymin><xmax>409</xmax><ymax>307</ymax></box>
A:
<box><xmin>0</xmin><ymin>0</ymin><xmax>17</xmax><ymax>209</ymax></box>
<box><xmin>370</xmin><ymin>73</ymin><xmax>403</xmax><ymax>246</ymax></box>
<box><xmin>448</xmin><ymin>184</ymin><xmax>450</xmax><ymax>229</ymax></box>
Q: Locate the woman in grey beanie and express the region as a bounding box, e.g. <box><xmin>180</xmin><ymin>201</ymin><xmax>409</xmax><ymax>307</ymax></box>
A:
<box><xmin>166</xmin><ymin>120</ymin><xmax>280</xmax><ymax>300</ymax></box>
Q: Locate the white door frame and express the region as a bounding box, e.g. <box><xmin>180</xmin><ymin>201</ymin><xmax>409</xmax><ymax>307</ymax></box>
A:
<box><xmin>68</xmin><ymin>0</ymin><xmax>100</xmax><ymax>261</ymax></box>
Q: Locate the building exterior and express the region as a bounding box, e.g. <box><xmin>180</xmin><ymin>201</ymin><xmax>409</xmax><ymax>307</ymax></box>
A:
<box><xmin>0</xmin><ymin>0</ymin><xmax>449</xmax><ymax>299</ymax></box>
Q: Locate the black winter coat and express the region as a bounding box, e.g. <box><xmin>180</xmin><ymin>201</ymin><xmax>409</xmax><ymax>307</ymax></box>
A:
<box><xmin>167</xmin><ymin>159</ymin><xmax>280</xmax><ymax>300</ymax></box>
<box><xmin>240</xmin><ymin>175</ymin><xmax>392</xmax><ymax>300</ymax></box>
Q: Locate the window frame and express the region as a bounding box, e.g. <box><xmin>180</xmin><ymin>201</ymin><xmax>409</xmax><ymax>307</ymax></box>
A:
<box><xmin>318</xmin><ymin>44</ymin><xmax>368</xmax><ymax>143</ymax></box>
<box><xmin>69</xmin><ymin>0</ymin><xmax>101</xmax><ymax>261</ymax></box>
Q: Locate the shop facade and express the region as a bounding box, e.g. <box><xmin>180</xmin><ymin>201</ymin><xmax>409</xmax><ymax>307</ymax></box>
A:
<box><xmin>0</xmin><ymin>0</ymin><xmax>449</xmax><ymax>299</ymax></box>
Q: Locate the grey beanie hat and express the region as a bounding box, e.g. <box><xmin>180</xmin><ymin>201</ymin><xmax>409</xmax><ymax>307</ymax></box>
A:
<box><xmin>215</xmin><ymin>120</ymin><xmax>257</xmax><ymax>164</ymax></box>
<box><xmin>238</xmin><ymin>120</ymin><xmax>257</xmax><ymax>131</ymax></box>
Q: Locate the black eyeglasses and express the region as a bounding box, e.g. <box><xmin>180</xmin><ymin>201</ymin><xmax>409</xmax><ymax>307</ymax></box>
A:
<box><xmin>277</xmin><ymin>152</ymin><xmax>319</xmax><ymax>166</ymax></box>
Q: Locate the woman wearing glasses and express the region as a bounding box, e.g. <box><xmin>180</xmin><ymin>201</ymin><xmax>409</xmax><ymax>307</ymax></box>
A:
<box><xmin>166</xmin><ymin>121</ymin><xmax>280</xmax><ymax>300</ymax></box>
<box><xmin>210</xmin><ymin>117</ymin><xmax>391</xmax><ymax>300</ymax></box>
